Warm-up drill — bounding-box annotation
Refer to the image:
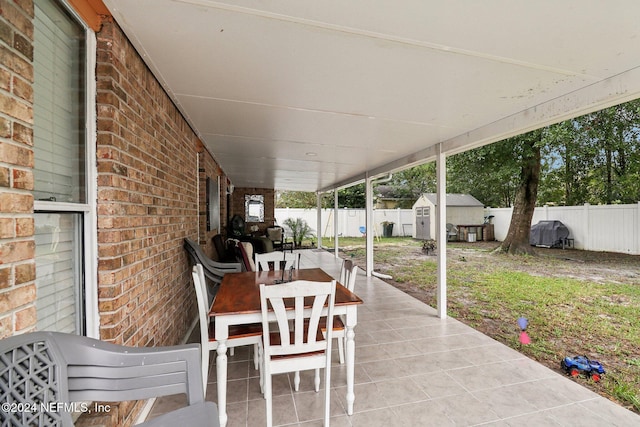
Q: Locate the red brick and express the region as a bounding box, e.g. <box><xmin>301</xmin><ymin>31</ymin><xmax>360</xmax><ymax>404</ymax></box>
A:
<box><xmin>0</xmin><ymin>166</ymin><xmax>8</xmax><ymax>187</ymax></box>
<box><xmin>0</xmin><ymin>0</ymin><xmax>34</xmax><ymax>39</ymax></box>
<box><xmin>15</xmin><ymin>305</ymin><xmax>35</xmax><ymax>330</ymax></box>
<box><xmin>0</xmin><ymin>141</ymin><xmax>33</xmax><ymax>167</ymax></box>
<box><xmin>14</xmin><ymin>262</ymin><xmax>34</xmax><ymax>285</ymax></box>
<box><xmin>0</xmin><ymin>91</ymin><xmax>31</xmax><ymax>122</ymax></box>
<box><xmin>0</xmin><ymin>45</ymin><xmax>33</xmax><ymax>84</ymax></box>
<box><xmin>12</xmin><ymin>75</ymin><xmax>32</xmax><ymax>102</ymax></box>
<box><xmin>0</xmin><ymin>267</ymin><xmax>10</xmax><ymax>289</ymax></box>
<box><xmin>12</xmin><ymin>122</ymin><xmax>32</xmax><ymax>145</ymax></box>
<box><xmin>15</xmin><ymin>217</ymin><xmax>33</xmax><ymax>236</ymax></box>
<box><xmin>0</xmin><ymin>218</ymin><xmax>13</xmax><ymax>238</ymax></box>
<box><xmin>0</xmin><ymin>283</ymin><xmax>36</xmax><ymax>312</ymax></box>
<box><xmin>0</xmin><ymin>67</ymin><xmax>10</xmax><ymax>91</ymax></box>
<box><xmin>0</xmin><ymin>192</ymin><xmax>32</xmax><ymax>212</ymax></box>
<box><xmin>12</xmin><ymin>168</ymin><xmax>32</xmax><ymax>189</ymax></box>
<box><xmin>0</xmin><ymin>239</ymin><xmax>34</xmax><ymax>263</ymax></box>
<box><xmin>0</xmin><ymin>315</ymin><xmax>13</xmax><ymax>339</ymax></box>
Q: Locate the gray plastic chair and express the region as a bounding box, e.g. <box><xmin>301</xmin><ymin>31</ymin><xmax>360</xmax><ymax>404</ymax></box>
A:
<box><xmin>184</xmin><ymin>238</ymin><xmax>242</xmax><ymax>304</ymax></box>
<box><xmin>0</xmin><ymin>331</ymin><xmax>218</xmax><ymax>427</ymax></box>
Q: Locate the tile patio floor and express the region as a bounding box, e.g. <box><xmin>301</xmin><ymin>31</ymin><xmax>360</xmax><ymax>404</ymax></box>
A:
<box><xmin>148</xmin><ymin>249</ymin><xmax>639</xmax><ymax>426</ymax></box>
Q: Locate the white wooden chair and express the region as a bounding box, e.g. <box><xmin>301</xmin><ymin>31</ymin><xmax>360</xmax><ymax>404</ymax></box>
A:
<box><xmin>255</xmin><ymin>251</ymin><xmax>300</xmax><ymax>271</ymax></box>
<box><xmin>192</xmin><ymin>264</ymin><xmax>263</xmax><ymax>392</ymax></box>
<box><xmin>330</xmin><ymin>259</ymin><xmax>358</xmax><ymax>364</ymax></box>
<box><xmin>259</xmin><ymin>280</ymin><xmax>336</xmax><ymax>427</ymax></box>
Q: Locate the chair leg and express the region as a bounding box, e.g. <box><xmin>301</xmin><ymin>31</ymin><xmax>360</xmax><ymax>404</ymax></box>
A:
<box><xmin>258</xmin><ymin>344</ymin><xmax>264</xmax><ymax>395</ymax></box>
<box><xmin>253</xmin><ymin>344</ymin><xmax>259</xmax><ymax>370</ymax></box>
<box><xmin>265</xmin><ymin>373</ymin><xmax>273</xmax><ymax>427</ymax></box>
<box><xmin>337</xmin><ymin>336</ymin><xmax>345</xmax><ymax>364</ymax></box>
<box><xmin>294</xmin><ymin>371</ymin><xmax>300</xmax><ymax>391</ymax></box>
<box><xmin>314</xmin><ymin>368</ymin><xmax>320</xmax><ymax>392</ymax></box>
<box><xmin>324</xmin><ymin>365</ymin><xmax>332</xmax><ymax>427</ymax></box>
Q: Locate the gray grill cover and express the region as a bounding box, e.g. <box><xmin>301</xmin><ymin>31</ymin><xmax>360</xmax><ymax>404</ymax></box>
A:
<box><xmin>529</xmin><ymin>220</ymin><xmax>569</xmax><ymax>247</ymax></box>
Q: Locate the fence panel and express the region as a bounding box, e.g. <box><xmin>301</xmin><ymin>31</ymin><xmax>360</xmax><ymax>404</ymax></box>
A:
<box><xmin>276</xmin><ymin>203</ymin><xmax>640</xmax><ymax>254</ymax></box>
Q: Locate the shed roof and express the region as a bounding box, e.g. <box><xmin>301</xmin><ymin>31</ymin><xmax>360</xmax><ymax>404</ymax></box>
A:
<box><xmin>418</xmin><ymin>193</ymin><xmax>484</xmax><ymax>207</ymax></box>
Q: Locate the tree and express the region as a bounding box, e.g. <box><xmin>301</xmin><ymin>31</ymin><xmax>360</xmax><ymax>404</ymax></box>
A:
<box><xmin>384</xmin><ymin>164</ymin><xmax>436</xmax><ymax>202</ymax></box>
<box><xmin>497</xmin><ymin>130</ymin><xmax>543</xmax><ymax>255</ymax></box>
<box><xmin>447</xmin><ymin>140</ymin><xmax>521</xmax><ymax>208</ymax></box>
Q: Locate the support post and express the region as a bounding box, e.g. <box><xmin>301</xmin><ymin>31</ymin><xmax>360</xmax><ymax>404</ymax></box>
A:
<box><xmin>365</xmin><ymin>175</ymin><xmax>374</xmax><ymax>277</ymax></box>
<box><xmin>334</xmin><ymin>190</ymin><xmax>339</xmax><ymax>258</ymax></box>
<box><xmin>316</xmin><ymin>192</ymin><xmax>322</xmax><ymax>249</ymax></box>
<box><xmin>436</xmin><ymin>144</ymin><xmax>447</xmax><ymax>318</ymax></box>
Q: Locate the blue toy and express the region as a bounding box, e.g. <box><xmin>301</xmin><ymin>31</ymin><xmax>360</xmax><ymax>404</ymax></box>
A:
<box><xmin>561</xmin><ymin>356</ymin><xmax>605</xmax><ymax>382</ymax></box>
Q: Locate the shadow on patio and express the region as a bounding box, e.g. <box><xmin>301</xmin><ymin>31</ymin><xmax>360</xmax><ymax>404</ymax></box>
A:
<box><xmin>148</xmin><ymin>250</ymin><xmax>639</xmax><ymax>426</ymax></box>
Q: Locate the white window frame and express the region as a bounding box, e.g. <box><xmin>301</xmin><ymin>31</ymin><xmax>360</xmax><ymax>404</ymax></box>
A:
<box><xmin>33</xmin><ymin>0</ymin><xmax>98</xmax><ymax>338</ymax></box>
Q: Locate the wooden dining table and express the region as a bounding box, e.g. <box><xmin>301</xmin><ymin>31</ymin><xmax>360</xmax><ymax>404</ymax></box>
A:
<box><xmin>210</xmin><ymin>267</ymin><xmax>363</xmax><ymax>427</ymax></box>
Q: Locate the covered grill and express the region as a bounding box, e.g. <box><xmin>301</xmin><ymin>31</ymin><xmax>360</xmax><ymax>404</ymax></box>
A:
<box><xmin>530</xmin><ymin>220</ymin><xmax>570</xmax><ymax>248</ymax></box>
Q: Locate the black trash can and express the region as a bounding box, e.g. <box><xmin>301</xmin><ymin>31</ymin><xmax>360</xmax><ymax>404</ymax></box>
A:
<box><xmin>382</xmin><ymin>222</ymin><xmax>394</xmax><ymax>237</ymax></box>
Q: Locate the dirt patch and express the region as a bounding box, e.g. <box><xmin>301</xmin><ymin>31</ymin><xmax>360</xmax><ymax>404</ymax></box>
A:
<box><xmin>342</xmin><ymin>241</ymin><xmax>640</xmax><ymax>413</ymax></box>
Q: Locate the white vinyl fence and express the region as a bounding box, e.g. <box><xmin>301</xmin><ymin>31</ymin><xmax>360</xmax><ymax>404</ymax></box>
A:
<box><xmin>277</xmin><ymin>203</ymin><xmax>640</xmax><ymax>255</ymax></box>
<box><xmin>487</xmin><ymin>203</ymin><xmax>640</xmax><ymax>255</ymax></box>
<box><xmin>275</xmin><ymin>208</ymin><xmax>414</xmax><ymax>238</ymax></box>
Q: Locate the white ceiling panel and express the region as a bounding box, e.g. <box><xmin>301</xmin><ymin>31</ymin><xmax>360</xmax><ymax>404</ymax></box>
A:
<box><xmin>103</xmin><ymin>0</ymin><xmax>640</xmax><ymax>191</ymax></box>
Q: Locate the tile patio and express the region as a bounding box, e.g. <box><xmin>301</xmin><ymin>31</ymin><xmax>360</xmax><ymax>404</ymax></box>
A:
<box><xmin>148</xmin><ymin>249</ymin><xmax>639</xmax><ymax>426</ymax></box>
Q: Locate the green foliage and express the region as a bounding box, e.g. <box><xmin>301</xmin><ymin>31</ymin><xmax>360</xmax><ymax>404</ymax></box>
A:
<box><xmin>276</xmin><ymin>191</ymin><xmax>334</xmax><ymax>208</ymax></box>
<box><xmin>276</xmin><ymin>185</ymin><xmax>366</xmax><ymax>209</ymax></box>
<box><xmin>282</xmin><ymin>217</ymin><xmax>315</xmax><ymax>247</ymax></box>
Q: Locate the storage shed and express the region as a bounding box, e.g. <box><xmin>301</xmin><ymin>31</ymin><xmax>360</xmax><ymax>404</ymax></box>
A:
<box><xmin>412</xmin><ymin>194</ymin><xmax>485</xmax><ymax>240</ymax></box>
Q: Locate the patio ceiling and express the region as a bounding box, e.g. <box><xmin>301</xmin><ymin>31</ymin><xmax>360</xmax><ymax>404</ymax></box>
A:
<box><xmin>102</xmin><ymin>0</ymin><xmax>640</xmax><ymax>193</ymax></box>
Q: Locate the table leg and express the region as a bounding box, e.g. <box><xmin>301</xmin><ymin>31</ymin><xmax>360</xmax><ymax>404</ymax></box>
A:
<box><xmin>345</xmin><ymin>326</ymin><xmax>355</xmax><ymax>414</ymax></box>
<box><xmin>216</xmin><ymin>340</ymin><xmax>228</xmax><ymax>427</ymax></box>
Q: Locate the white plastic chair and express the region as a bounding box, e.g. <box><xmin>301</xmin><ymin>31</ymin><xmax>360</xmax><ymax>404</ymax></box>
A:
<box><xmin>192</xmin><ymin>264</ymin><xmax>263</xmax><ymax>392</ymax></box>
<box><xmin>255</xmin><ymin>251</ymin><xmax>300</xmax><ymax>271</ymax></box>
<box><xmin>259</xmin><ymin>280</ymin><xmax>336</xmax><ymax>427</ymax></box>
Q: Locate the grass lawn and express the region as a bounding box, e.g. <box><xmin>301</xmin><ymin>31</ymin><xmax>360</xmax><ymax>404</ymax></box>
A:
<box><xmin>333</xmin><ymin>237</ymin><xmax>640</xmax><ymax>413</ymax></box>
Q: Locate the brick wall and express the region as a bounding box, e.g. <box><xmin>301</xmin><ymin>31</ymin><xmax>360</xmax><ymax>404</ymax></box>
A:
<box><xmin>96</xmin><ymin>18</ymin><xmax>201</xmax><ymax>348</ymax></box>
<box><xmin>92</xmin><ymin>18</ymin><xmax>225</xmax><ymax>426</ymax></box>
<box><xmin>0</xmin><ymin>4</ymin><xmax>232</xmax><ymax>426</ymax></box>
<box><xmin>0</xmin><ymin>0</ymin><xmax>36</xmax><ymax>338</ymax></box>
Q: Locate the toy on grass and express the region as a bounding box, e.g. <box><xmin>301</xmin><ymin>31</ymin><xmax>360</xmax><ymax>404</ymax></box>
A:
<box><xmin>517</xmin><ymin>317</ymin><xmax>530</xmax><ymax>345</ymax></box>
<box><xmin>560</xmin><ymin>356</ymin><xmax>605</xmax><ymax>382</ymax></box>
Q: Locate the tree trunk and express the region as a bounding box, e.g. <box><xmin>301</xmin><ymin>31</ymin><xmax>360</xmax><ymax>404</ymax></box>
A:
<box><xmin>498</xmin><ymin>139</ymin><xmax>541</xmax><ymax>255</ymax></box>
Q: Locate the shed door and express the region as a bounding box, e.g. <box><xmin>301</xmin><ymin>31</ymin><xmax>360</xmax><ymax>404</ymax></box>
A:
<box><xmin>416</xmin><ymin>207</ymin><xmax>430</xmax><ymax>240</ymax></box>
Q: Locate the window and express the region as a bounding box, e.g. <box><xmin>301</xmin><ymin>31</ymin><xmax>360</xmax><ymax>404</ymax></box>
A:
<box><xmin>33</xmin><ymin>0</ymin><xmax>96</xmax><ymax>336</ymax></box>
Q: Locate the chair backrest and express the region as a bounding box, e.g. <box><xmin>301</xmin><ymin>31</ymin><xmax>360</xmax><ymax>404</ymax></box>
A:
<box><xmin>259</xmin><ymin>280</ymin><xmax>336</xmax><ymax>358</ymax></box>
<box><xmin>212</xmin><ymin>234</ymin><xmax>234</xmax><ymax>262</ymax></box>
<box><xmin>255</xmin><ymin>252</ymin><xmax>300</xmax><ymax>271</ymax></box>
<box><xmin>265</xmin><ymin>226</ymin><xmax>283</xmax><ymax>242</ymax></box>
<box><xmin>184</xmin><ymin>238</ymin><xmax>242</xmax><ymax>288</ymax></box>
<box><xmin>192</xmin><ymin>264</ymin><xmax>212</xmax><ymax>390</ymax></box>
<box><xmin>0</xmin><ymin>331</ymin><xmax>205</xmax><ymax>427</ymax></box>
<box><xmin>339</xmin><ymin>259</ymin><xmax>358</xmax><ymax>292</ymax></box>
<box><xmin>237</xmin><ymin>241</ymin><xmax>256</xmax><ymax>271</ymax></box>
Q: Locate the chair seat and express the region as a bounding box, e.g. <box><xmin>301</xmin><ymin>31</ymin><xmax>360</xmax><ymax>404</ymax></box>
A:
<box><xmin>209</xmin><ymin>322</ymin><xmax>263</xmax><ymax>341</ymax></box>
<box><xmin>139</xmin><ymin>401</ymin><xmax>219</xmax><ymax>427</ymax></box>
<box><xmin>319</xmin><ymin>316</ymin><xmax>345</xmax><ymax>332</ymax></box>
